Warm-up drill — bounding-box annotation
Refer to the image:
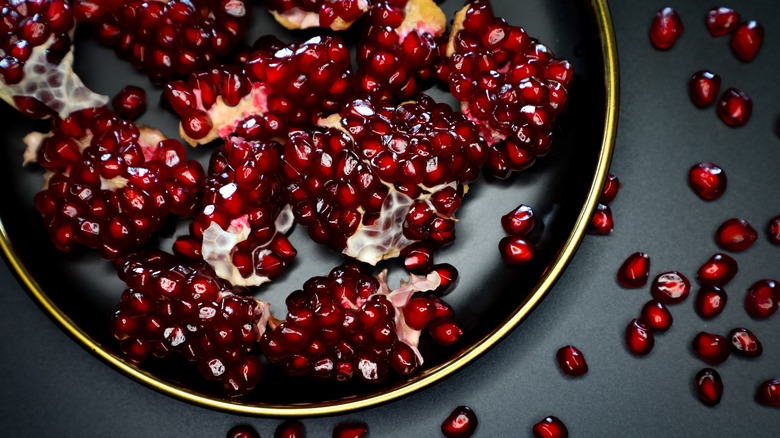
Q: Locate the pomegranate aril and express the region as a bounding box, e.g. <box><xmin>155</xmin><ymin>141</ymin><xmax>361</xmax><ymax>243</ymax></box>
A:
<box><xmin>697</xmin><ymin>253</ymin><xmax>738</xmax><ymax>287</ymax></box>
<box><xmin>767</xmin><ymin>215</ymin><xmax>780</xmax><ymax>244</ymax></box>
<box><xmin>600</xmin><ymin>173</ymin><xmax>620</xmax><ymax>204</ymax></box>
<box><xmin>227</xmin><ymin>424</ymin><xmax>260</xmax><ymax>438</ymax></box>
<box><xmin>332</xmin><ymin>422</ymin><xmax>368</xmax><ymax>438</ymax></box>
<box><xmin>441</xmin><ymin>405</ymin><xmax>478</xmax><ymax>438</ymax></box>
<box><xmin>589</xmin><ymin>203</ymin><xmax>613</xmax><ymax>234</ymax></box>
<box><xmin>556</xmin><ymin>345</ymin><xmax>588</xmax><ymax>377</ymax></box>
<box><xmin>532</xmin><ymin>416</ymin><xmax>568</xmax><ymax>438</ymax></box>
<box><xmin>431</xmin><ymin>263</ymin><xmax>459</xmax><ymax>296</ymax></box>
<box><xmin>112</xmin><ymin>85</ymin><xmax>146</xmax><ymax>120</ymax></box>
<box><xmin>717</xmin><ymin>88</ymin><xmax>752</xmax><ymax>127</ymax></box>
<box><xmin>274</xmin><ymin>420</ymin><xmax>305</xmax><ymax>438</ymax></box>
<box><xmin>744</xmin><ymin>279</ymin><xmax>779</xmax><ymax>319</ymax></box>
<box><xmin>626</xmin><ymin>319</ymin><xmax>654</xmax><ymax>356</ymax></box>
<box><xmin>617</xmin><ymin>252</ymin><xmax>650</xmax><ymax>288</ymax></box>
<box><xmin>689</xmin><ymin>71</ymin><xmax>721</xmax><ymax>108</ymax></box>
<box><xmin>640</xmin><ymin>300</ymin><xmax>673</xmax><ymax>332</ymax></box>
<box><xmin>731</xmin><ymin>20</ymin><xmax>763</xmax><ymax>62</ymax></box>
<box><xmin>715</xmin><ymin>218</ymin><xmax>757</xmax><ymax>251</ymax></box>
<box><xmin>401</xmin><ymin>242</ymin><xmax>435</xmax><ymax>274</ymax></box>
<box><xmin>729</xmin><ymin>327</ymin><xmax>762</xmax><ymax>358</ymax></box>
<box><xmin>695</xmin><ymin>368</ymin><xmax>723</xmax><ymax>406</ymax></box>
<box><xmin>501</xmin><ymin>204</ymin><xmax>535</xmax><ymax>237</ymax></box>
<box><xmin>428</xmin><ymin>318</ymin><xmax>462</xmax><ymax>346</ymax></box>
<box><xmin>706</xmin><ymin>7</ymin><xmax>739</xmax><ymax>36</ymax></box>
<box><xmin>688</xmin><ymin>161</ymin><xmax>727</xmax><ymax>200</ymax></box>
<box><xmin>650</xmin><ymin>7</ymin><xmax>684</xmax><ymax>50</ymax></box>
<box><xmin>692</xmin><ymin>332</ymin><xmax>730</xmax><ymax>365</ymax></box>
<box><xmin>402</xmin><ymin>297</ymin><xmax>435</xmax><ymax>331</ymax></box>
<box><xmin>498</xmin><ymin>236</ymin><xmax>535</xmax><ymax>265</ymax></box>
<box><xmin>694</xmin><ymin>286</ymin><xmax>728</xmax><ymax>319</ymax></box>
<box><xmin>755</xmin><ymin>379</ymin><xmax>780</xmax><ymax>407</ymax></box>
<box><xmin>651</xmin><ymin>271</ymin><xmax>691</xmax><ymax>304</ymax></box>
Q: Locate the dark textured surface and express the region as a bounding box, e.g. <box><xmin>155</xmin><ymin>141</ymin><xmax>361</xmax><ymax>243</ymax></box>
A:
<box><xmin>1</xmin><ymin>0</ymin><xmax>779</xmax><ymax>436</ymax></box>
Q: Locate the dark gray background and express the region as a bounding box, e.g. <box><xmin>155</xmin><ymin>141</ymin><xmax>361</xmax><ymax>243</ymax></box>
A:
<box><xmin>1</xmin><ymin>0</ymin><xmax>779</xmax><ymax>436</ymax></box>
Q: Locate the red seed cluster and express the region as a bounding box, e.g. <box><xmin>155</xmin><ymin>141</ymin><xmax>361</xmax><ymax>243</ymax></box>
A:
<box><xmin>264</xmin><ymin>0</ymin><xmax>368</xmax><ymax>30</ymax></box>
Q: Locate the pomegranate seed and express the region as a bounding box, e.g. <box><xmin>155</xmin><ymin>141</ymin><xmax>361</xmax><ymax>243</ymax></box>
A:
<box><xmin>729</xmin><ymin>327</ymin><xmax>762</xmax><ymax>358</ymax></box>
<box><xmin>731</xmin><ymin>20</ymin><xmax>764</xmax><ymax>61</ymax></box>
<box><xmin>640</xmin><ymin>300</ymin><xmax>673</xmax><ymax>332</ymax></box>
<box><xmin>428</xmin><ymin>318</ymin><xmax>462</xmax><ymax>346</ymax></box>
<box><xmin>697</xmin><ymin>253</ymin><xmax>738</xmax><ymax>287</ymax></box>
<box><xmin>532</xmin><ymin>416</ymin><xmax>568</xmax><ymax>438</ymax></box>
<box><xmin>716</xmin><ymin>218</ymin><xmax>757</xmax><ymax>251</ymax></box>
<box><xmin>112</xmin><ymin>85</ymin><xmax>146</xmax><ymax>120</ymax></box>
<box><xmin>767</xmin><ymin>215</ymin><xmax>780</xmax><ymax>244</ymax></box>
<box><xmin>616</xmin><ymin>252</ymin><xmax>650</xmax><ymax>288</ymax></box>
<box><xmin>401</xmin><ymin>242</ymin><xmax>435</xmax><ymax>274</ymax></box>
<box><xmin>692</xmin><ymin>332</ymin><xmax>730</xmax><ymax>365</ymax></box>
<box><xmin>431</xmin><ymin>263</ymin><xmax>459</xmax><ymax>296</ymax></box>
<box><xmin>501</xmin><ymin>204</ymin><xmax>535</xmax><ymax>237</ymax></box>
<box><xmin>441</xmin><ymin>406</ymin><xmax>478</xmax><ymax>438</ymax></box>
<box><xmin>227</xmin><ymin>425</ymin><xmax>260</xmax><ymax>438</ymax></box>
<box><xmin>706</xmin><ymin>7</ymin><xmax>740</xmax><ymax>36</ymax></box>
<box><xmin>649</xmin><ymin>7</ymin><xmax>684</xmax><ymax>50</ymax></box>
<box><xmin>755</xmin><ymin>379</ymin><xmax>780</xmax><ymax>407</ymax></box>
<box><xmin>695</xmin><ymin>368</ymin><xmax>723</xmax><ymax>406</ymax></box>
<box><xmin>689</xmin><ymin>71</ymin><xmax>721</xmax><ymax>108</ymax></box>
<box><xmin>274</xmin><ymin>420</ymin><xmax>305</xmax><ymax>438</ymax></box>
<box><xmin>600</xmin><ymin>173</ymin><xmax>620</xmax><ymax>204</ymax></box>
<box><xmin>694</xmin><ymin>286</ymin><xmax>728</xmax><ymax>319</ymax></box>
<box><xmin>717</xmin><ymin>88</ymin><xmax>752</xmax><ymax>127</ymax></box>
<box><xmin>403</xmin><ymin>297</ymin><xmax>436</xmax><ymax>330</ymax></box>
<box><xmin>498</xmin><ymin>236</ymin><xmax>535</xmax><ymax>265</ymax></box>
<box><xmin>556</xmin><ymin>345</ymin><xmax>588</xmax><ymax>377</ymax></box>
<box><xmin>589</xmin><ymin>203</ymin><xmax>613</xmax><ymax>234</ymax></box>
<box><xmin>688</xmin><ymin>162</ymin><xmax>726</xmax><ymax>200</ymax></box>
<box><xmin>651</xmin><ymin>271</ymin><xmax>691</xmax><ymax>304</ymax></box>
<box><xmin>744</xmin><ymin>279</ymin><xmax>779</xmax><ymax>319</ymax></box>
<box><xmin>332</xmin><ymin>422</ymin><xmax>368</xmax><ymax>438</ymax></box>
<box><xmin>625</xmin><ymin>319</ymin><xmax>654</xmax><ymax>356</ymax></box>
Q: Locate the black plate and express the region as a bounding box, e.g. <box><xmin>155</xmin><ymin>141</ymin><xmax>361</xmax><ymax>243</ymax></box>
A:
<box><xmin>0</xmin><ymin>0</ymin><xmax>616</xmax><ymax>415</ymax></box>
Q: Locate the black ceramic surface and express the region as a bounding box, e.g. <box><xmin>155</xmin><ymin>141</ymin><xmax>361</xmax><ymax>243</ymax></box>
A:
<box><xmin>0</xmin><ymin>0</ymin><xmax>608</xmax><ymax>410</ymax></box>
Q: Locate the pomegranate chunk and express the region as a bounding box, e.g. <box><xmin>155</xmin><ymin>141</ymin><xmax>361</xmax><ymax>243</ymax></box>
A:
<box><xmin>689</xmin><ymin>71</ymin><xmax>720</xmax><ymax>108</ymax></box>
<box><xmin>26</xmin><ymin>107</ymin><xmax>204</xmax><ymax>259</ymax></box>
<box><xmin>697</xmin><ymin>253</ymin><xmax>738</xmax><ymax>287</ymax></box>
<box><xmin>694</xmin><ymin>286</ymin><xmax>728</xmax><ymax>319</ymax></box>
<box><xmin>498</xmin><ymin>236</ymin><xmax>535</xmax><ymax>265</ymax></box>
<box><xmin>265</xmin><ymin>0</ymin><xmax>370</xmax><ymax>31</ymax></box>
<box><xmin>729</xmin><ymin>327</ymin><xmax>762</xmax><ymax>358</ymax></box>
<box><xmin>111</xmin><ymin>85</ymin><xmax>146</xmax><ymax>121</ymax></box>
<box><xmin>715</xmin><ymin>218</ymin><xmax>757</xmax><ymax>251</ymax></box>
<box><xmin>227</xmin><ymin>425</ymin><xmax>259</xmax><ymax>438</ymax></box>
<box><xmin>651</xmin><ymin>271</ymin><xmax>691</xmax><ymax>304</ymax></box>
<box><xmin>625</xmin><ymin>319</ymin><xmax>654</xmax><ymax>356</ymax></box>
<box><xmin>600</xmin><ymin>173</ymin><xmax>620</xmax><ymax>204</ymax></box>
<box><xmin>556</xmin><ymin>345</ymin><xmax>588</xmax><ymax>377</ymax></box>
<box><xmin>532</xmin><ymin>416</ymin><xmax>568</xmax><ymax>438</ymax></box>
<box><xmin>112</xmin><ymin>251</ymin><xmax>270</xmax><ymax>397</ymax></box>
<box><xmin>689</xmin><ymin>162</ymin><xmax>726</xmax><ymax>200</ymax></box>
<box><xmin>501</xmin><ymin>204</ymin><xmax>536</xmax><ymax>237</ymax></box>
<box><xmin>617</xmin><ymin>252</ymin><xmax>650</xmax><ymax>288</ymax></box>
<box><xmin>706</xmin><ymin>7</ymin><xmax>739</xmax><ymax>36</ymax></box>
<box><xmin>332</xmin><ymin>422</ymin><xmax>368</xmax><ymax>438</ymax></box>
<box><xmin>649</xmin><ymin>7</ymin><xmax>684</xmax><ymax>50</ymax></box>
<box><xmin>717</xmin><ymin>88</ymin><xmax>752</xmax><ymax>127</ymax></box>
<box><xmin>695</xmin><ymin>368</ymin><xmax>723</xmax><ymax>406</ymax></box>
<box><xmin>731</xmin><ymin>20</ymin><xmax>764</xmax><ymax>61</ymax></box>
<box><xmin>438</xmin><ymin>0</ymin><xmax>573</xmax><ymax>178</ymax></box>
<box><xmin>692</xmin><ymin>332</ymin><xmax>730</xmax><ymax>365</ymax></box>
<box><xmin>767</xmin><ymin>215</ymin><xmax>780</xmax><ymax>244</ymax></box>
<box><xmin>755</xmin><ymin>379</ymin><xmax>780</xmax><ymax>407</ymax></box>
<box><xmin>441</xmin><ymin>406</ymin><xmax>478</xmax><ymax>438</ymax></box>
<box><xmin>589</xmin><ymin>203</ymin><xmax>613</xmax><ymax>235</ymax></box>
<box><xmin>640</xmin><ymin>300</ymin><xmax>673</xmax><ymax>332</ymax></box>
<box><xmin>744</xmin><ymin>279</ymin><xmax>779</xmax><ymax>319</ymax></box>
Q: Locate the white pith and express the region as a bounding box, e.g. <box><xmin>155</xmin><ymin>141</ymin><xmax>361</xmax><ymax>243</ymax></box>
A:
<box><xmin>398</xmin><ymin>0</ymin><xmax>446</xmax><ymax>39</ymax></box>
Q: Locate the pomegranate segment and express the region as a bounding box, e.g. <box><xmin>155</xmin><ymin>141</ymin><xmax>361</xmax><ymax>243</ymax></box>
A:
<box><xmin>275</xmin><ymin>420</ymin><xmax>305</xmax><ymax>438</ymax></box>
<box><xmin>640</xmin><ymin>300</ymin><xmax>673</xmax><ymax>332</ymax></box>
<box><xmin>649</xmin><ymin>7</ymin><xmax>684</xmax><ymax>50</ymax></box>
<box><xmin>767</xmin><ymin>215</ymin><xmax>780</xmax><ymax>244</ymax></box>
<box><xmin>688</xmin><ymin>162</ymin><xmax>727</xmax><ymax>200</ymax></box>
<box><xmin>175</xmin><ymin>136</ymin><xmax>295</xmax><ymax>287</ymax></box>
<box><xmin>694</xmin><ymin>286</ymin><xmax>728</xmax><ymax>319</ymax></box>
<box><xmin>729</xmin><ymin>327</ymin><xmax>762</xmax><ymax>358</ymax></box>
<box><xmin>715</xmin><ymin>218</ymin><xmax>757</xmax><ymax>251</ymax></box>
<box><xmin>265</xmin><ymin>0</ymin><xmax>370</xmax><ymax>31</ymax></box>
<box><xmin>356</xmin><ymin>0</ymin><xmax>446</xmax><ymax>102</ymax></box>
<box><xmin>755</xmin><ymin>379</ymin><xmax>780</xmax><ymax>407</ymax></box>
<box><xmin>0</xmin><ymin>0</ymin><xmax>108</xmax><ymax>119</ymax></box>
<box><xmin>438</xmin><ymin>0</ymin><xmax>572</xmax><ymax>178</ymax></box>
<box><xmin>532</xmin><ymin>416</ymin><xmax>568</xmax><ymax>438</ymax></box>
<box><xmin>695</xmin><ymin>368</ymin><xmax>723</xmax><ymax>406</ymax></box>
<box><xmin>332</xmin><ymin>422</ymin><xmax>368</xmax><ymax>438</ymax></box>
<box><xmin>600</xmin><ymin>173</ymin><xmax>620</xmax><ymax>204</ymax></box>
<box><xmin>650</xmin><ymin>271</ymin><xmax>691</xmax><ymax>305</ymax></box>
<box><xmin>697</xmin><ymin>253</ymin><xmax>738</xmax><ymax>287</ymax></box>
<box><xmin>227</xmin><ymin>425</ymin><xmax>260</xmax><ymax>438</ymax></box>
<box><xmin>744</xmin><ymin>279</ymin><xmax>779</xmax><ymax>319</ymax></box>
<box><xmin>589</xmin><ymin>203</ymin><xmax>613</xmax><ymax>235</ymax></box>
<box><xmin>706</xmin><ymin>7</ymin><xmax>739</xmax><ymax>36</ymax></box>
<box><xmin>498</xmin><ymin>236</ymin><xmax>535</xmax><ymax>265</ymax></box>
<box><xmin>689</xmin><ymin>71</ymin><xmax>720</xmax><ymax>108</ymax></box>
<box><xmin>717</xmin><ymin>88</ymin><xmax>752</xmax><ymax>127</ymax></box>
<box><xmin>731</xmin><ymin>20</ymin><xmax>764</xmax><ymax>62</ymax></box>
<box><xmin>112</xmin><ymin>251</ymin><xmax>270</xmax><ymax>397</ymax></box>
<box><xmin>25</xmin><ymin>107</ymin><xmax>204</xmax><ymax>259</ymax></box>
<box><xmin>625</xmin><ymin>319</ymin><xmax>654</xmax><ymax>356</ymax></box>
<box><xmin>111</xmin><ymin>85</ymin><xmax>146</xmax><ymax>121</ymax></box>
<box><xmin>501</xmin><ymin>204</ymin><xmax>536</xmax><ymax>237</ymax></box>
<box><xmin>556</xmin><ymin>345</ymin><xmax>588</xmax><ymax>377</ymax></box>
<box><xmin>617</xmin><ymin>252</ymin><xmax>650</xmax><ymax>288</ymax></box>
<box><xmin>441</xmin><ymin>406</ymin><xmax>478</xmax><ymax>438</ymax></box>
<box><xmin>692</xmin><ymin>332</ymin><xmax>730</xmax><ymax>365</ymax></box>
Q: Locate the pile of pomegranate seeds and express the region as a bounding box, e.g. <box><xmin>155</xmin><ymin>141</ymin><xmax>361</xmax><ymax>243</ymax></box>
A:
<box><xmin>441</xmin><ymin>405</ymin><xmax>478</xmax><ymax>438</ymax></box>
<box><xmin>649</xmin><ymin>7</ymin><xmax>683</xmax><ymax>49</ymax></box>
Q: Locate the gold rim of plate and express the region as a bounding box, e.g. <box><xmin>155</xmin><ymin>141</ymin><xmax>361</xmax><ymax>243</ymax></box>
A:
<box><xmin>0</xmin><ymin>0</ymin><xmax>619</xmax><ymax>417</ymax></box>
